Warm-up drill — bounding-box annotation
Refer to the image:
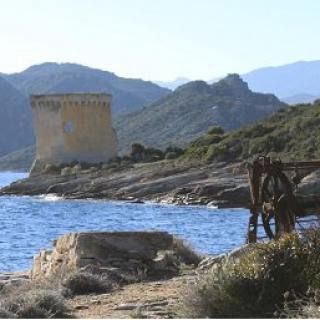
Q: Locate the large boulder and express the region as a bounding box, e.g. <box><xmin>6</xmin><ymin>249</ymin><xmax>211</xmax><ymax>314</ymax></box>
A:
<box><xmin>31</xmin><ymin>231</ymin><xmax>176</xmax><ymax>280</ymax></box>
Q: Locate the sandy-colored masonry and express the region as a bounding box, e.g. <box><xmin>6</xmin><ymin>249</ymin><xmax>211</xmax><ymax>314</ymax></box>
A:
<box><xmin>30</xmin><ymin>93</ymin><xmax>118</xmax><ymax>172</ymax></box>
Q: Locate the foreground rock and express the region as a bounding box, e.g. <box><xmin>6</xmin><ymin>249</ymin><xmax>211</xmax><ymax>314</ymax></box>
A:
<box><xmin>31</xmin><ymin>231</ymin><xmax>200</xmax><ymax>282</ymax></box>
<box><xmin>1</xmin><ymin>230</ymin><xmax>250</xmax><ymax>318</ymax></box>
<box><xmin>0</xmin><ymin>160</ymin><xmax>250</xmax><ymax>208</ymax></box>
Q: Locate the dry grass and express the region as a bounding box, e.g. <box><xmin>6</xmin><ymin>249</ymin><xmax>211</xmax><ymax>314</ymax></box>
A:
<box><xmin>0</xmin><ymin>289</ymin><xmax>69</xmax><ymax>318</ymax></box>
<box><xmin>62</xmin><ymin>271</ymin><xmax>113</xmax><ymax>296</ymax></box>
<box><xmin>275</xmin><ymin>289</ymin><xmax>320</xmax><ymax>318</ymax></box>
<box><xmin>172</xmin><ymin>237</ymin><xmax>202</xmax><ymax>266</ymax></box>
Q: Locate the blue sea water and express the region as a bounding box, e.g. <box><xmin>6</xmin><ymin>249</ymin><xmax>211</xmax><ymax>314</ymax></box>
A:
<box><xmin>0</xmin><ymin>172</ymin><xmax>250</xmax><ymax>272</ymax></box>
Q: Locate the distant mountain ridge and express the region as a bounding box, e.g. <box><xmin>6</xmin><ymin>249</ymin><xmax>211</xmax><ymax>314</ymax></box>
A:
<box><xmin>155</xmin><ymin>60</ymin><xmax>320</xmax><ymax>104</ymax></box>
<box><xmin>115</xmin><ymin>74</ymin><xmax>286</xmax><ymax>153</ymax></box>
<box><xmin>242</xmin><ymin>60</ymin><xmax>320</xmax><ymax>100</ymax></box>
<box><xmin>283</xmin><ymin>93</ymin><xmax>320</xmax><ymax>105</ymax></box>
<box><xmin>0</xmin><ymin>77</ymin><xmax>34</xmax><ymax>157</ymax></box>
<box><xmin>2</xmin><ymin>62</ymin><xmax>170</xmax><ymax>116</ymax></box>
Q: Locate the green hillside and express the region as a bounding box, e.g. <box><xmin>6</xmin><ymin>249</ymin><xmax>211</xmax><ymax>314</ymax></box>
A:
<box><xmin>184</xmin><ymin>100</ymin><xmax>320</xmax><ymax>163</ymax></box>
<box><xmin>0</xmin><ymin>78</ymin><xmax>34</xmax><ymax>157</ymax></box>
<box><xmin>115</xmin><ymin>74</ymin><xmax>286</xmax><ymax>153</ymax></box>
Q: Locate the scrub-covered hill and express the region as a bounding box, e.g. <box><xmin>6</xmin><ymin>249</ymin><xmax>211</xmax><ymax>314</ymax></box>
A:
<box><xmin>115</xmin><ymin>74</ymin><xmax>286</xmax><ymax>153</ymax></box>
<box><xmin>184</xmin><ymin>100</ymin><xmax>320</xmax><ymax>163</ymax></box>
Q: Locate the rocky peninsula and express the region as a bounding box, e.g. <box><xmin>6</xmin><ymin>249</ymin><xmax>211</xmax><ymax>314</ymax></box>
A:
<box><xmin>0</xmin><ymin>160</ymin><xmax>250</xmax><ymax>208</ymax></box>
<box><xmin>2</xmin><ymin>157</ymin><xmax>320</xmax><ymax>209</ymax></box>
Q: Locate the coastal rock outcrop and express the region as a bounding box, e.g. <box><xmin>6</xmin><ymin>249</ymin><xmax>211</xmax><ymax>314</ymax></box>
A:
<box><xmin>0</xmin><ymin>161</ymin><xmax>250</xmax><ymax>208</ymax></box>
<box><xmin>31</xmin><ymin>231</ymin><xmax>199</xmax><ymax>281</ymax></box>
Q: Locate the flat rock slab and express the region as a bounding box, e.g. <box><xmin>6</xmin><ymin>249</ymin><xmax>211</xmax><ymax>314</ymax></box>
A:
<box><xmin>31</xmin><ymin>231</ymin><xmax>175</xmax><ymax>279</ymax></box>
<box><xmin>72</xmin><ymin>231</ymin><xmax>174</xmax><ymax>260</ymax></box>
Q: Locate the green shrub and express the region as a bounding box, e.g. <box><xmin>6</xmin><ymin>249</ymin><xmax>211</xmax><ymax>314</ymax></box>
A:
<box><xmin>249</xmin><ymin>134</ymin><xmax>287</xmax><ymax>155</ymax></box>
<box><xmin>165</xmin><ymin>146</ymin><xmax>184</xmax><ymax>156</ymax></box>
<box><xmin>182</xmin><ymin>230</ymin><xmax>320</xmax><ymax>318</ymax></box>
<box><xmin>164</xmin><ymin>146</ymin><xmax>184</xmax><ymax>159</ymax></box>
<box><xmin>62</xmin><ymin>272</ymin><xmax>112</xmax><ymax>295</ymax></box>
<box><xmin>144</xmin><ymin>147</ymin><xmax>164</xmax><ymax>161</ymax></box>
<box><xmin>131</xmin><ymin>143</ymin><xmax>145</xmax><ymax>155</ymax></box>
<box><xmin>205</xmin><ymin>144</ymin><xmax>228</xmax><ymax>161</ymax></box>
<box><xmin>165</xmin><ymin>152</ymin><xmax>178</xmax><ymax>160</ymax></box>
<box><xmin>207</xmin><ymin>126</ymin><xmax>224</xmax><ymax>135</ymax></box>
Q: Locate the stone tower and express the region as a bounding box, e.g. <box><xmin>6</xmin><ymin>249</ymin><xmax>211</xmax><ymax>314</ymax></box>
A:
<box><xmin>30</xmin><ymin>93</ymin><xmax>118</xmax><ymax>174</ymax></box>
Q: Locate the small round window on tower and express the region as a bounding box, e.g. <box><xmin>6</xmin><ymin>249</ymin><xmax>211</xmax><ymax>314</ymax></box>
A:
<box><xmin>64</xmin><ymin>121</ymin><xmax>74</xmax><ymax>134</ymax></box>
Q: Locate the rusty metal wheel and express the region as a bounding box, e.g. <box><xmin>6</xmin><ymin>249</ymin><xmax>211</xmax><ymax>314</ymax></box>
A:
<box><xmin>261</xmin><ymin>171</ymin><xmax>296</xmax><ymax>240</ymax></box>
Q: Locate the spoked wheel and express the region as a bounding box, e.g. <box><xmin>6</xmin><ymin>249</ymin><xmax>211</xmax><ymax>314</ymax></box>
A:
<box><xmin>261</xmin><ymin>171</ymin><xmax>297</xmax><ymax>240</ymax></box>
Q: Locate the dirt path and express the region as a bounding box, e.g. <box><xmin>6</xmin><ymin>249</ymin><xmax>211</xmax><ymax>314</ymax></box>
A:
<box><xmin>69</xmin><ymin>274</ymin><xmax>193</xmax><ymax>319</ymax></box>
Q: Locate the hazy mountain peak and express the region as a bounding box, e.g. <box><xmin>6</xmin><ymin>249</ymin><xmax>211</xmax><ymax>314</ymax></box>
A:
<box><xmin>210</xmin><ymin>73</ymin><xmax>250</xmax><ymax>97</ymax></box>
<box><xmin>242</xmin><ymin>60</ymin><xmax>320</xmax><ymax>98</ymax></box>
<box><xmin>20</xmin><ymin>62</ymin><xmax>115</xmax><ymax>77</ymax></box>
<box><xmin>116</xmin><ymin>73</ymin><xmax>285</xmax><ymax>154</ymax></box>
<box><xmin>175</xmin><ymin>80</ymin><xmax>210</xmax><ymax>93</ymax></box>
<box><xmin>218</xmin><ymin>73</ymin><xmax>249</xmax><ymax>89</ymax></box>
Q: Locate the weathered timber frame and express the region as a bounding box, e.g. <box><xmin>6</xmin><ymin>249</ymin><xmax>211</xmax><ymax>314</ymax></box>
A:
<box><xmin>246</xmin><ymin>156</ymin><xmax>320</xmax><ymax>243</ymax></box>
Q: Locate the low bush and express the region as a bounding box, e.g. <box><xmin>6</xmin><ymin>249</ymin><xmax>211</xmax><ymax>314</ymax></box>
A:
<box><xmin>165</xmin><ymin>152</ymin><xmax>178</xmax><ymax>160</ymax></box>
<box><xmin>205</xmin><ymin>144</ymin><xmax>228</xmax><ymax>161</ymax></box>
<box><xmin>165</xmin><ymin>146</ymin><xmax>184</xmax><ymax>157</ymax></box>
<box><xmin>62</xmin><ymin>271</ymin><xmax>112</xmax><ymax>295</ymax></box>
<box><xmin>173</xmin><ymin>238</ymin><xmax>202</xmax><ymax>266</ymax></box>
<box><xmin>0</xmin><ymin>309</ymin><xmax>17</xmax><ymax>319</ymax></box>
<box><xmin>207</xmin><ymin>126</ymin><xmax>224</xmax><ymax>135</ymax></box>
<box><xmin>1</xmin><ymin>289</ymin><xmax>68</xmax><ymax>318</ymax></box>
<box><xmin>182</xmin><ymin>229</ymin><xmax>320</xmax><ymax>318</ymax></box>
<box><xmin>275</xmin><ymin>289</ymin><xmax>320</xmax><ymax>318</ymax></box>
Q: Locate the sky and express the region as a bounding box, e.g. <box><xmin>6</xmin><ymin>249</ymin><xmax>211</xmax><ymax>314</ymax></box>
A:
<box><xmin>0</xmin><ymin>0</ymin><xmax>319</xmax><ymax>81</ymax></box>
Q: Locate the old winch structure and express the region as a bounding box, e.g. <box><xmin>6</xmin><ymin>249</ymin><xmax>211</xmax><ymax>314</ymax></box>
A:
<box><xmin>246</xmin><ymin>156</ymin><xmax>320</xmax><ymax>243</ymax></box>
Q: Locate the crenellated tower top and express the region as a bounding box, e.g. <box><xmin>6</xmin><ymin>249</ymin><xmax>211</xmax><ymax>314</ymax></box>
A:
<box><xmin>30</xmin><ymin>93</ymin><xmax>112</xmax><ymax>109</ymax></box>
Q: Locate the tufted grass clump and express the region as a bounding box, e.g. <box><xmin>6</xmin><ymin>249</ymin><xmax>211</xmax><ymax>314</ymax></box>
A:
<box><xmin>0</xmin><ymin>308</ymin><xmax>17</xmax><ymax>319</ymax></box>
<box><xmin>182</xmin><ymin>229</ymin><xmax>320</xmax><ymax>318</ymax></box>
<box><xmin>62</xmin><ymin>271</ymin><xmax>113</xmax><ymax>295</ymax></box>
<box><xmin>275</xmin><ymin>289</ymin><xmax>320</xmax><ymax>318</ymax></box>
<box><xmin>0</xmin><ymin>289</ymin><xmax>69</xmax><ymax>318</ymax></box>
<box><xmin>172</xmin><ymin>237</ymin><xmax>202</xmax><ymax>266</ymax></box>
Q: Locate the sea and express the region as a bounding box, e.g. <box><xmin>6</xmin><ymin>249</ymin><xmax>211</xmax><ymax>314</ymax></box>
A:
<box><xmin>0</xmin><ymin>172</ymin><xmax>250</xmax><ymax>272</ymax></box>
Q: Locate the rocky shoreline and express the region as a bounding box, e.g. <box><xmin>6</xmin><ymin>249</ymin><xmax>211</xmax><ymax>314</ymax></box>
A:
<box><xmin>0</xmin><ymin>230</ymin><xmax>246</xmax><ymax>318</ymax></box>
<box><xmin>0</xmin><ymin>231</ymin><xmax>204</xmax><ymax>318</ymax></box>
<box><xmin>0</xmin><ymin>160</ymin><xmax>251</xmax><ymax>208</ymax></box>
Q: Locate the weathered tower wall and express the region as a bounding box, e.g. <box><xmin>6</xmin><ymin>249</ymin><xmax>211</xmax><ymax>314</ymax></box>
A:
<box><xmin>30</xmin><ymin>93</ymin><xmax>118</xmax><ymax>173</ymax></box>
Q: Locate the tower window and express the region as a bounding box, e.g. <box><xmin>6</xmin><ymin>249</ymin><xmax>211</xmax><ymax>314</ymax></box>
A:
<box><xmin>64</xmin><ymin>121</ymin><xmax>75</xmax><ymax>134</ymax></box>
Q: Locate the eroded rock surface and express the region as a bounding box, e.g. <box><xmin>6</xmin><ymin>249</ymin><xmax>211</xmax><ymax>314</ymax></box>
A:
<box><xmin>31</xmin><ymin>231</ymin><xmax>198</xmax><ymax>282</ymax></box>
<box><xmin>0</xmin><ymin>161</ymin><xmax>250</xmax><ymax>208</ymax></box>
